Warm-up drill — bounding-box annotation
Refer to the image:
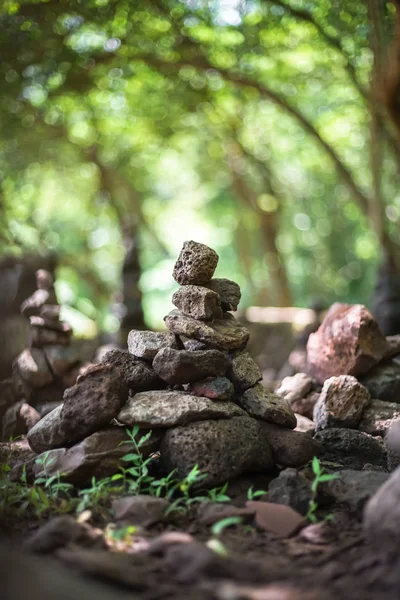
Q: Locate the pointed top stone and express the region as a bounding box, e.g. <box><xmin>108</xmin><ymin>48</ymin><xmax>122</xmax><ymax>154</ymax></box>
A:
<box><xmin>173</xmin><ymin>241</ymin><xmax>219</xmax><ymax>286</ymax></box>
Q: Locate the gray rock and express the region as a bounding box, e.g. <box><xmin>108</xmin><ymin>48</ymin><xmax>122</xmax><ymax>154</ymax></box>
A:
<box><xmin>172</xmin><ymin>285</ymin><xmax>222</xmax><ymax>321</ymax></box>
<box><xmin>385</xmin><ymin>419</ymin><xmax>400</xmax><ymax>471</ymax></box>
<box><xmin>13</xmin><ymin>348</ymin><xmax>53</xmax><ymax>388</ymax></box>
<box><xmin>30</xmin><ymin>326</ymin><xmax>72</xmax><ymax>348</ymax></box>
<box><xmin>187</xmin><ymin>376</ymin><xmax>234</xmax><ymax>401</ymax></box>
<box><xmin>112</xmin><ymin>495</ymin><xmax>168</xmax><ymax>526</ymax></box>
<box><xmin>268</xmin><ymin>468</ymin><xmax>312</xmax><ymax>515</ymax></box>
<box><xmin>60</xmin><ymin>364</ymin><xmax>128</xmax><ymax>446</ymax></box>
<box><xmin>40</xmin><ymin>304</ymin><xmax>61</xmax><ymax>321</ymax></box>
<box><xmin>36</xmin><ymin>401</ymin><xmax>62</xmax><ymax>417</ymax></box>
<box><xmin>160</xmin><ymin>416</ymin><xmax>274</xmax><ymax>488</ymax></box>
<box><xmin>31</xmin><ymin>427</ymin><xmax>163</xmax><ymax>485</ymax></box>
<box><xmin>165</xmin><ymin>310</ymin><xmax>249</xmax><ymax>351</ymax></box>
<box><xmin>24</xmin><ymin>516</ymin><xmax>88</xmax><ymax>554</ymax></box>
<box><xmin>275</xmin><ymin>373</ymin><xmax>313</xmax><ymax>403</ymax></box>
<box><xmin>228</xmin><ymin>352</ymin><xmax>262</xmax><ymax>392</ymax></box>
<box><xmin>44</xmin><ymin>345</ymin><xmax>81</xmax><ymax>377</ymax></box>
<box><xmin>359</xmin><ymin>360</ymin><xmax>400</xmax><ymax>403</ymax></box>
<box><xmin>173</xmin><ymin>240</ymin><xmax>219</xmax><ymax>286</ymax></box>
<box><xmin>127</xmin><ymin>330</ymin><xmax>178</xmax><ymax>361</ymax></box>
<box><xmin>184</xmin><ymin>339</ymin><xmax>210</xmax><ymax>352</ymax></box>
<box><xmin>294</xmin><ymin>414</ymin><xmax>315</xmax><ymax>435</ymax></box>
<box><xmin>101</xmin><ymin>348</ymin><xmax>165</xmax><ymax>391</ymax></box>
<box><xmin>261</xmin><ymin>423</ymin><xmax>321</xmax><ymax>467</ymax></box>
<box><xmin>321</xmin><ymin>469</ymin><xmax>388</xmax><ymax>513</ymax></box>
<box><xmin>206</xmin><ymin>278</ymin><xmax>241</xmax><ymax>311</ymax></box>
<box><xmin>358</xmin><ymin>399</ymin><xmax>400</xmax><ymax>435</ymax></box>
<box><xmin>314</xmin><ymin>428</ymin><xmax>387</xmax><ymax>470</ymax></box>
<box><xmin>27</xmin><ymin>404</ymin><xmax>67</xmax><ymax>453</ymax></box>
<box><xmin>117</xmin><ymin>391</ymin><xmax>245</xmax><ymax>428</ymax></box>
<box><xmin>313</xmin><ymin>375</ymin><xmax>370</xmax><ymax>430</ymax></box>
<box><xmin>152</xmin><ymin>347</ymin><xmax>229</xmax><ymax>385</ymax></box>
<box><xmin>30</xmin><ymin>316</ymin><xmax>72</xmax><ymax>334</ymax></box>
<box><xmin>239</xmin><ymin>383</ymin><xmax>296</xmax><ymax>428</ymax></box>
<box><xmin>2</xmin><ymin>402</ymin><xmax>40</xmax><ymax>441</ymax></box>
<box><xmin>21</xmin><ymin>288</ymin><xmax>58</xmax><ymax>318</ymax></box>
<box><xmin>364</xmin><ymin>466</ymin><xmax>400</xmax><ymax>550</ymax></box>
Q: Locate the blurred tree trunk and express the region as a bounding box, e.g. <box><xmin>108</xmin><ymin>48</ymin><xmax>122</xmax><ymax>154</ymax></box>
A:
<box><xmin>227</xmin><ymin>144</ymin><xmax>292</xmax><ymax>307</ymax></box>
<box><xmin>88</xmin><ymin>147</ymin><xmax>145</xmax><ymax>341</ymax></box>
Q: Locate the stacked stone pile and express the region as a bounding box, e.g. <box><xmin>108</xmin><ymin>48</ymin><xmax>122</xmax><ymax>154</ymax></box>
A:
<box><xmin>275</xmin><ymin>302</ymin><xmax>400</xmax><ymax>470</ymax></box>
<box><xmin>23</xmin><ymin>241</ymin><xmax>319</xmax><ymax>487</ymax></box>
<box><xmin>1</xmin><ymin>270</ymin><xmax>82</xmax><ymax>441</ymax></box>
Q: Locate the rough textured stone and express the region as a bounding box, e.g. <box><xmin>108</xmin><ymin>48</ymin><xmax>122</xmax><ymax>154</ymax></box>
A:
<box><xmin>268</xmin><ymin>468</ymin><xmax>312</xmax><ymax>515</ymax></box>
<box><xmin>27</xmin><ymin>404</ymin><xmax>66</xmax><ymax>452</ymax></box>
<box><xmin>313</xmin><ymin>375</ymin><xmax>370</xmax><ymax>431</ymax></box>
<box><xmin>36</xmin><ymin>401</ymin><xmax>62</xmax><ymax>417</ymax></box>
<box><xmin>359</xmin><ymin>360</ymin><xmax>400</xmax><ymax>403</ymax></box>
<box><xmin>306</xmin><ymin>303</ymin><xmax>388</xmax><ymax>384</ymax></box>
<box><xmin>364</xmin><ymin>467</ymin><xmax>400</xmax><ymax>550</ymax></box>
<box><xmin>31</xmin><ymin>427</ymin><xmax>163</xmax><ymax>485</ymax></box>
<box><xmin>2</xmin><ymin>402</ymin><xmax>40</xmax><ymax>441</ymax></box>
<box><xmin>161</xmin><ymin>416</ymin><xmax>274</xmax><ymax>488</ymax></box>
<box><xmin>239</xmin><ymin>383</ymin><xmax>296</xmax><ymax>428</ymax></box>
<box><xmin>275</xmin><ymin>373</ymin><xmax>313</xmax><ymax>403</ymax></box>
<box><xmin>358</xmin><ymin>399</ymin><xmax>400</xmax><ymax>435</ymax></box>
<box><xmin>44</xmin><ymin>345</ymin><xmax>81</xmax><ymax>377</ymax></box>
<box><xmin>30</xmin><ymin>326</ymin><xmax>71</xmax><ymax>348</ymax></box>
<box><xmin>61</xmin><ymin>364</ymin><xmax>128</xmax><ymax>445</ymax></box>
<box><xmin>228</xmin><ymin>352</ymin><xmax>262</xmax><ymax>392</ymax></box>
<box><xmin>117</xmin><ymin>391</ymin><xmax>245</xmax><ymax>428</ymax></box>
<box><xmin>206</xmin><ymin>278</ymin><xmax>241</xmax><ymax>312</ymax></box>
<box><xmin>184</xmin><ymin>339</ymin><xmax>210</xmax><ymax>352</ymax></box>
<box><xmin>314</xmin><ymin>428</ymin><xmax>387</xmax><ymax>470</ymax></box>
<box><xmin>13</xmin><ymin>348</ymin><xmax>53</xmax><ymax>388</ymax></box>
<box><xmin>321</xmin><ymin>469</ymin><xmax>388</xmax><ymax>513</ymax></box>
<box><xmin>152</xmin><ymin>347</ymin><xmax>229</xmax><ymax>385</ymax></box>
<box><xmin>24</xmin><ymin>516</ymin><xmax>89</xmax><ymax>554</ymax></box>
<box><xmin>127</xmin><ymin>330</ymin><xmax>178</xmax><ymax>361</ymax></box>
<box><xmin>172</xmin><ymin>285</ymin><xmax>222</xmax><ymax>321</ymax></box>
<box><xmin>101</xmin><ymin>348</ymin><xmax>165</xmax><ymax>392</ymax></box>
<box><xmin>261</xmin><ymin>423</ymin><xmax>321</xmax><ymax>467</ymax></box>
<box><xmin>172</xmin><ymin>240</ymin><xmax>219</xmax><ymax>286</ymax></box>
<box><xmin>187</xmin><ymin>376</ymin><xmax>234</xmax><ymax>401</ymax></box>
<box><xmin>165</xmin><ymin>310</ymin><xmax>249</xmax><ymax>351</ymax></box>
<box><xmin>112</xmin><ymin>495</ymin><xmax>168</xmax><ymax>525</ymax></box>
<box><xmin>386</xmin><ymin>420</ymin><xmax>400</xmax><ymax>471</ymax></box>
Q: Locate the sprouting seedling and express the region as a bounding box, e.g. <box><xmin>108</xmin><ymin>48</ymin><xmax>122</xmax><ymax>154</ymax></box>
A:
<box><xmin>206</xmin><ymin>516</ymin><xmax>243</xmax><ymax>556</ymax></box>
<box><xmin>306</xmin><ymin>456</ymin><xmax>340</xmax><ymax>523</ymax></box>
<box><xmin>247</xmin><ymin>485</ymin><xmax>267</xmax><ymax>501</ymax></box>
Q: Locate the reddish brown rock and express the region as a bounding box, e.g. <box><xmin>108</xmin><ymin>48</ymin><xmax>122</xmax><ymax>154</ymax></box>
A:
<box><xmin>306</xmin><ymin>304</ymin><xmax>388</xmax><ymax>384</ymax></box>
<box><xmin>246</xmin><ymin>501</ymin><xmax>305</xmax><ymax>537</ymax></box>
<box><xmin>2</xmin><ymin>402</ymin><xmax>40</xmax><ymax>441</ymax></box>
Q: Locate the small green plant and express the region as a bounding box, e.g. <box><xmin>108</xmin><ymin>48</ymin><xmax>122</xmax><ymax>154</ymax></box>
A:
<box><xmin>306</xmin><ymin>456</ymin><xmax>340</xmax><ymax>523</ymax></box>
<box><xmin>206</xmin><ymin>516</ymin><xmax>244</xmax><ymax>556</ymax></box>
<box><xmin>166</xmin><ymin>464</ymin><xmax>208</xmax><ymax>514</ymax></box>
<box><xmin>206</xmin><ymin>482</ymin><xmax>230</xmax><ymax>503</ymax></box>
<box><xmin>247</xmin><ymin>485</ymin><xmax>267</xmax><ymax>501</ymax></box>
<box><xmin>111</xmin><ymin>425</ymin><xmax>156</xmax><ymax>495</ymax></box>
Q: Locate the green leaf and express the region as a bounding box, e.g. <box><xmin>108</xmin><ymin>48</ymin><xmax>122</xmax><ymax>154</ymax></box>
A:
<box><xmin>317</xmin><ymin>473</ymin><xmax>340</xmax><ymax>483</ymax></box>
<box><xmin>312</xmin><ymin>456</ymin><xmax>321</xmax><ymax>476</ymax></box>
<box><xmin>211</xmin><ymin>516</ymin><xmax>243</xmax><ymax>536</ymax></box>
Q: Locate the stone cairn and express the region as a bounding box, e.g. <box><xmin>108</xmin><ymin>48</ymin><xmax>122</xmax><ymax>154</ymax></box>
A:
<box><xmin>3</xmin><ymin>270</ymin><xmax>79</xmax><ymax>441</ymax></box>
<box><xmin>275</xmin><ymin>302</ymin><xmax>400</xmax><ymax>471</ymax></box>
<box><xmin>23</xmin><ymin>241</ymin><xmax>319</xmax><ymax>487</ymax></box>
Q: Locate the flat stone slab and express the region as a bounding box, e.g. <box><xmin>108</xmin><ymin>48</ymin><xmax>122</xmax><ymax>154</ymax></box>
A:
<box><xmin>306</xmin><ymin>303</ymin><xmax>388</xmax><ymax>384</ymax></box>
<box><xmin>173</xmin><ymin>240</ymin><xmax>219</xmax><ymax>285</ymax></box>
<box><xmin>313</xmin><ymin>375</ymin><xmax>370</xmax><ymax>431</ymax></box>
<box><xmin>152</xmin><ymin>347</ymin><xmax>229</xmax><ymax>385</ymax></box>
<box><xmin>117</xmin><ymin>390</ymin><xmax>246</xmax><ymax>428</ymax></box>
<box><xmin>164</xmin><ymin>309</ymin><xmax>249</xmax><ymax>351</ymax></box>
<box><xmin>239</xmin><ymin>383</ymin><xmax>296</xmax><ymax>428</ymax></box>
<box><xmin>128</xmin><ymin>330</ymin><xmax>178</xmax><ymax>361</ymax></box>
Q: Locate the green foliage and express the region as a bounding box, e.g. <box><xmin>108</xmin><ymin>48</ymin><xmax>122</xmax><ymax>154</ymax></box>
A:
<box><xmin>0</xmin><ymin>0</ymin><xmax>396</xmax><ymax>328</ymax></box>
<box><xmin>306</xmin><ymin>456</ymin><xmax>340</xmax><ymax>523</ymax></box>
<box><xmin>211</xmin><ymin>516</ymin><xmax>244</xmax><ymax>537</ymax></box>
<box><xmin>247</xmin><ymin>485</ymin><xmax>267</xmax><ymax>501</ymax></box>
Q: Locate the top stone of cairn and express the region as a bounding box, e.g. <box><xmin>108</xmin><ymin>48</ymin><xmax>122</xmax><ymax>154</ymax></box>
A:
<box><xmin>173</xmin><ymin>240</ymin><xmax>219</xmax><ymax>286</ymax></box>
